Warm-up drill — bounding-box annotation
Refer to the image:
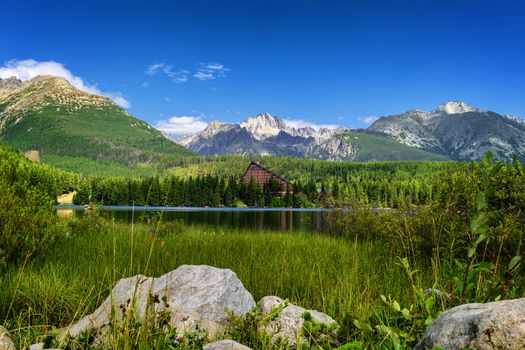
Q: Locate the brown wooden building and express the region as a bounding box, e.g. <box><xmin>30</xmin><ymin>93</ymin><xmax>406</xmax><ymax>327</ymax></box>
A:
<box><xmin>242</xmin><ymin>162</ymin><xmax>289</xmax><ymax>194</ymax></box>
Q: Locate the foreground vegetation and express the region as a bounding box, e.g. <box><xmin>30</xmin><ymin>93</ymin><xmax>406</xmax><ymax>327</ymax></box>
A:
<box><xmin>1</xmin><ymin>141</ymin><xmax>524</xmax><ymax>348</ymax></box>
<box><xmin>1</xmin><ymin>217</ymin><xmax>429</xmax><ymax>348</ymax></box>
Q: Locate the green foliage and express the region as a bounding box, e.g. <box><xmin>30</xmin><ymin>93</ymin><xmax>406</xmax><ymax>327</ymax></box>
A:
<box><xmin>433</xmin><ymin>153</ymin><xmax>525</xmax><ymax>302</ymax></box>
<box><xmin>348</xmin><ymin>153</ymin><xmax>525</xmax><ymax>348</ymax></box>
<box><xmin>0</xmin><ymin>143</ymin><xmax>72</xmax><ymax>269</ymax></box>
<box><xmin>226</xmin><ymin>303</ymin><xmax>285</xmax><ymax>349</ymax></box>
<box><xmin>0</xmin><ymin>179</ymin><xmax>59</xmax><ymax>269</ymax></box>
<box><xmin>0</xmin><ymin>142</ymin><xmax>75</xmax><ymax>198</ymax></box>
<box><xmin>301</xmin><ymin>311</ymin><xmax>340</xmax><ymax>349</ymax></box>
<box><xmin>350</xmin><ymin>258</ymin><xmax>450</xmax><ymax>349</ymax></box>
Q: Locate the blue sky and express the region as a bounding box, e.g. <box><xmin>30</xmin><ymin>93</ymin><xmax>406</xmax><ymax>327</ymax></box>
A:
<box><xmin>1</xmin><ymin>0</ymin><xmax>524</xmax><ymax>134</ymax></box>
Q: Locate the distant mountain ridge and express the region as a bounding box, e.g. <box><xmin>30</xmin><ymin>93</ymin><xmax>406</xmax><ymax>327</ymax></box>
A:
<box><xmin>178</xmin><ymin>102</ymin><xmax>525</xmax><ymax>161</ymax></box>
<box><xmin>369</xmin><ymin>101</ymin><xmax>525</xmax><ymax>161</ymax></box>
<box><xmin>178</xmin><ymin>112</ymin><xmax>446</xmax><ymax>161</ymax></box>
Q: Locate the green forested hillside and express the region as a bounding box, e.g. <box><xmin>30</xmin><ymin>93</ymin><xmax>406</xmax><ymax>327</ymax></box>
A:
<box><xmin>339</xmin><ymin>131</ymin><xmax>448</xmax><ymax>161</ymax></box>
<box><xmin>0</xmin><ymin>76</ymin><xmax>193</xmax><ymax>175</ymax></box>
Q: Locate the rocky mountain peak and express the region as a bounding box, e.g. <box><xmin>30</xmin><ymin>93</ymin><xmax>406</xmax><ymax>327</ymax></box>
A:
<box><xmin>240</xmin><ymin>112</ymin><xmax>288</xmax><ymax>140</ymax></box>
<box><xmin>435</xmin><ymin>101</ymin><xmax>478</xmax><ymax>114</ymax></box>
<box><xmin>245</xmin><ymin>112</ymin><xmax>286</xmax><ymax>127</ymax></box>
<box><xmin>207</xmin><ymin>120</ymin><xmax>222</xmax><ymax>129</ymax></box>
<box><xmin>0</xmin><ymin>75</ymin><xmax>115</xmax><ymax>120</ymax></box>
<box><xmin>0</xmin><ymin>77</ymin><xmax>23</xmax><ymax>99</ymax></box>
<box><xmin>368</xmin><ymin>102</ymin><xmax>525</xmax><ymax>161</ymax></box>
<box><xmin>0</xmin><ymin>76</ymin><xmax>23</xmax><ymax>89</ymax></box>
<box><xmin>505</xmin><ymin>114</ymin><xmax>525</xmax><ymax>126</ymax></box>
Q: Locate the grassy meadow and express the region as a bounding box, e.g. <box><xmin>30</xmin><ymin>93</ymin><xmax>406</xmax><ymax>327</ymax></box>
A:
<box><xmin>1</xmin><ymin>214</ymin><xmax>433</xmax><ymax>348</ymax></box>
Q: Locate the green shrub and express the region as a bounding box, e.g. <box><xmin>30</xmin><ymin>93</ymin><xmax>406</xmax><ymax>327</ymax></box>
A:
<box><xmin>0</xmin><ymin>179</ymin><xmax>59</xmax><ymax>269</ymax></box>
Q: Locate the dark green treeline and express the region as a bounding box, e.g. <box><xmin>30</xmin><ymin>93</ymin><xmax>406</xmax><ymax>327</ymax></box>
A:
<box><xmin>74</xmin><ymin>171</ymin><xmax>440</xmax><ymax>208</ymax></box>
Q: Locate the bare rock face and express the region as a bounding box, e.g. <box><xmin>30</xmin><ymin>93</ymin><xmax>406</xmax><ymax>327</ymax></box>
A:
<box><xmin>259</xmin><ymin>296</ymin><xmax>338</xmax><ymax>347</ymax></box>
<box><xmin>63</xmin><ymin>265</ymin><xmax>255</xmax><ymax>341</ymax></box>
<box><xmin>415</xmin><ymin>298</ymin><xmax>525</xmax><ymax>350</ymax></box>
<box><xmin>369</xmin><ymin>102</ymin><xmax>525</xmax><ymax>161</ymax></box>
<box><xmin>0</xmin><ymin>326</ymin><xmax>15</xmax><ymax>350</ymax></box>
<box><xmin>203</xmin><ymin>339</ymin><xmax>252</xmax><ymax>350</ymax></box>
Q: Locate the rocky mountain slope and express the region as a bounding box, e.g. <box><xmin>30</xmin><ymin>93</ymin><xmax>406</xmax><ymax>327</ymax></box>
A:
<box><xmin>0</xmin><ymin>75</ymin><xmax>192</xmax><ymax>168</ymax></box>
<box><xmin>178</xmin><ymin>113</ymin><xmax>446</xmax><ymax>161</ymax></box>
<box><xmin>369</xmin><ymin>101</ymin><xmax>525</xmax><ymax>161</ymax></box>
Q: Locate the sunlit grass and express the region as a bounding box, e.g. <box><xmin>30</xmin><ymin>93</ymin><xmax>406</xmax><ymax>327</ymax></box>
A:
<box><xmin>0</xmin><ymin>218</ymin><xmax>431</xmax><ymax>347</ymax></box>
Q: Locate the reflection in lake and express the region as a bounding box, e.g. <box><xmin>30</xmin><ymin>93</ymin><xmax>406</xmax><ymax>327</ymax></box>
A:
<box><xmin>55</xmin><ymin>206</ymin><xmax>328</xmax><ymax>232</ymax></box>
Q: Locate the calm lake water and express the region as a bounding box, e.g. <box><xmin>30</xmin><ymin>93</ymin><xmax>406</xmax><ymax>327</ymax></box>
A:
<box><xmin>55</xmin><ymin>206</ymin><xmax>330</xmax><ymax>232</ymax></box>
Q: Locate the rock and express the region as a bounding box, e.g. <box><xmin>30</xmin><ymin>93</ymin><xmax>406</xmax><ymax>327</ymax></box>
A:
<box><xmin>423</xmin><ymin>288</ymin><xmax>452</xmax><ymax>300</ymax></box>
<box><xmin>0</xmin><ymin>326</ymin><xmax>15</xmax><ymax>350</ymax></box>
<box><xmin>63</xmin><ymin>265</ymin><xmax>255</xmax><ymax>342</ymax></box>
<box><xmin>29</xmin><ymin>343</ymin><xmax>60</xmax><ymax>350</ymax></box>
<box><xmin>204</xmin><ymin>339</ymin><xmax>252</xmax><ymax>350</ymax></box>
<box><xmin>259</xmin><ymin>296</ymin><xmax>337</xmax><ymax>347</ymax></box>
<box><xmin>415</xmin><ymin>297</ymin><xmax>525</xmax><ymax>349</ymax></box>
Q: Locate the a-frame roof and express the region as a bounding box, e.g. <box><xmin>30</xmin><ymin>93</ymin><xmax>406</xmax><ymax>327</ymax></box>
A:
<box><xmin>242</xmin><ymin>161</ymin><xmax>288</xmax><ymax>183</ymax></box>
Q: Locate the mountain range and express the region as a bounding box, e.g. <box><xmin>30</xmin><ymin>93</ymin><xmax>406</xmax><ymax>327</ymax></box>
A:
<box><xmin>178</xmin><ymin>102</ymin><xmax>525</xmax><ymax>161</ymax></box>
<box><xmin>1</xmin><ymin>75</ymin><xmax>524</xmax><ymax>166</ymax></box>
<box><xmin>177</xmin><ymin>113</ymin><xmax>446</xmax><ymax>161</ymax></box>
<box><xmin>368</xmin><ymin>101</ymin><xmax>525</xmax><ymax>161</ymax></box>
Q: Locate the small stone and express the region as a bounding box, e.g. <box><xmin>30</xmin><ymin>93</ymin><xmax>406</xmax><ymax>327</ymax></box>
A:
<box><xmin>204</xmin><ymin>339</ymin><xmax>252</xmax><ymax>350</ymax></box>
<box><xmin>0</xmin><ymin>326</ymin><xmax>15</xmax><ymax>350</ymax></box>
<box><xmin>259</xmin><ymin>296</ymin><xmax>338</xmax><ymax>347</ymax></box>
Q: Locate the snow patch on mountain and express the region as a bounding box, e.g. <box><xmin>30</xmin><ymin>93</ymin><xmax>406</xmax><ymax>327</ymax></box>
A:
<box><xmin>179</xmin><ymin>112</ymin><xmax>346</xmax><ymax>147</ymax></box>
<box><xmin>434</xmin><ymin>101</ymin><xmax>479</xmax><ymax>114</ymax></box>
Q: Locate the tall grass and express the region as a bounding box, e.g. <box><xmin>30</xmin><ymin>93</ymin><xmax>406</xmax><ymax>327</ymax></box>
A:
<box><xmin>0</xmin><ymin>215</ymin><xmax>432</xmax><ymax>348</ymax></box>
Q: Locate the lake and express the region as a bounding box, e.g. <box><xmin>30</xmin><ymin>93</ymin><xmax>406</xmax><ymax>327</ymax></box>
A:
<box><xmin>55</xmin><ymin>206</ymin><xmax>330</xmax><ymax>232</ymax></box>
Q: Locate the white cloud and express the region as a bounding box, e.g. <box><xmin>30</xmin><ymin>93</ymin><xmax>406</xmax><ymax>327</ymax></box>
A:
<box><xmin>283</xmin><ymin>119</ymin><xmax>339</xmax><ymax>130</ymax></box>
<box><xmin>359</xmin><ymin>116</ymin><xmax>379</xmax><ymax>125</ymax></box>
<box><xmin>0</xmin><ymin>59</ymin><xmax>131</xmax><ymax>108</ymax></box>
<box><xmin>193</xmin><ymin>62</ymin><xmax>229</xmax><ymax>80</ymax></box>
<box><xmin>145</xmin><ymin>63</ymin><xmax>189</xmax><ymax>83</ymax></box>
<box><xmin>193</xmin><ymin>71</ymin><xmax>215</xmax><ymax>80</ymax></box>
<box><xmin>105</xmin><ymin>93</ymin><xmax>131</xmax><ymax>109</ymax></box>
<box><xmin>155</xmin><ymin>115</ymin><xmax>208</xmax><ymax>135</ymax></box>
<box><xmin>145</xmin><ymin>61</ymin><xmax>229</xmax><ymax>83</ymax></box>
<box><xmin>145</xmin><ymin>63</ymin><xmax>166</xmax><ymax>75</ymax></box>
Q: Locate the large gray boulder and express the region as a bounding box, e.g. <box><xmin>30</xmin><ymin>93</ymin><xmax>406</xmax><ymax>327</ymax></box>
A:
<box><xmin>416</xmin><ymin>297</ymin><xmax>525</xmax><ymax>349</ymax></box>
<box><xmin>204</xmin><ymin>339</ymin><xmax>252</xmax><ymax>350</ymax></box>
<box><xmin>0</xmin><ymin>326</ymin><xmax>15</xmax><ymax>350</ymax></box>
<box><xmin>259</xmin><ymin>296</ymin><xmax>337</xmax><ymax>347</ymax></box>
<box><xmin>63</xmin><ymin>265</ymin><xmax>255</xmax><ymax>341</ymax></box>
